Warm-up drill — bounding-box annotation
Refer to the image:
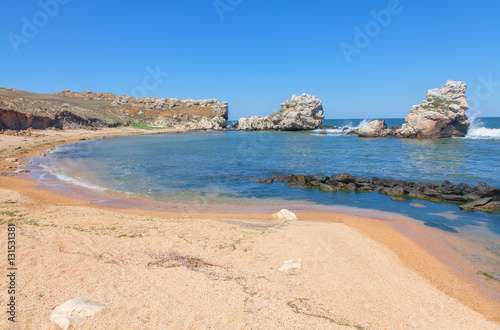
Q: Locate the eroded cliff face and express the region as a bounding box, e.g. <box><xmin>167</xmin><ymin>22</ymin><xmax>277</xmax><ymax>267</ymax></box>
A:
<box><xmin>0</xmin><ymin>108</ymin><xmax>117</xmax><ymax>130</ymax></box>
<box><xmin>356</xmin><ymin>80</ymin><xmax>470</xmax><ymax>138</ymax></box>
<box><xmin>234</xmin><ymin>93</ymin><xmax>324</xmax><ymax>131</ymax></box>
<box><xmin>0</xmin><ymin>88</ymin><xmax>228</xmax><ymax>131</ymax></box>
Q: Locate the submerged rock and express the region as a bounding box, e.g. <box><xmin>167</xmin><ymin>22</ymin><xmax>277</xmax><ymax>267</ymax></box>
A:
<box><xmin>248</xmin><ymin>178</ymin><xmax>274</xmax><ymax>184</ymax></box>
<box><xmin>235</xmin><ymin>93</ymin><xmax>324</xmax><ymax>131</ymax></box>
<box><xmin>288</xmin><ymin>182</ymin><xmax>307</xmax><ymax>189</ymax></box>
<box><xmin>459</xmin><ymin>197</ymin><xmax>498</xmax><ymax>212</ymax></box>
<box><xmin>411</xmin><ymin>203</ymin><xmax>426</xmax><ymax>208</ymax></box>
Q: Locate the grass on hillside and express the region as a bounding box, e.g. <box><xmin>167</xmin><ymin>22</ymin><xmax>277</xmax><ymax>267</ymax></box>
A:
<box><xmin>129</xmin><ymin>121</ymin><xmax>165</xmax><ymax>130</ymax></box>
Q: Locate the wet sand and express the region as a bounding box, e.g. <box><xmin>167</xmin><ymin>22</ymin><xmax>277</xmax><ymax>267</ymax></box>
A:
<box><xmin>1</xmin><ymin>128</ymin><xmax>499</xmax><ymax>328</ymax></box>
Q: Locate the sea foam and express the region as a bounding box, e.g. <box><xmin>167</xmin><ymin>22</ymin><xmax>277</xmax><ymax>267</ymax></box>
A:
<box><xmin>312</xmin><ymin>119</ymin><xmax>370</xmax><ymax>136</ymax></box>
<box><xmin>465</xmin><ymin>114</ymin><xmax>500</xmax><ymax>139</ymax></box>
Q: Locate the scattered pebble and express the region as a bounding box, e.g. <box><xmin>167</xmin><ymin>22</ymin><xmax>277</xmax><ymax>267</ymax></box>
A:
<box><xmin>271</xmin><ymin>209</ymin><xmax>297</xmax><ymax>220</ymax></box>
<box><xmin>279</xmin><ymin>259</ymin><xmax>302</xmax><ymax>271</ymax></box>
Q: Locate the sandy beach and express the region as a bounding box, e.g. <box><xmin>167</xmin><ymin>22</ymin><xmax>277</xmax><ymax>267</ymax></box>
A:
<box><xmin>1</xmin><ymin>128</ymin><xmax>499</xmax><ymax>329</ymax></box>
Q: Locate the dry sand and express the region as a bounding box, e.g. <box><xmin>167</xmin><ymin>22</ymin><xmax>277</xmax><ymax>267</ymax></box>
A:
<box><xmin>0</xmin><ymin>128</ymin><xmax>499</xmax><ymax>329</ymax></box>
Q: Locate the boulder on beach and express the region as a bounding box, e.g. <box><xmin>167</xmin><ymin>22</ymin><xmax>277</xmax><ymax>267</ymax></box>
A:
<box><xmin>271</xmin><ymin>209</ymin><xmax>298</xmax><ymax>220</ymax></box>
<box><xmin>234</xmin><ymin>93</ymin><xmax>324</xmax><ymax>131</ymax></box>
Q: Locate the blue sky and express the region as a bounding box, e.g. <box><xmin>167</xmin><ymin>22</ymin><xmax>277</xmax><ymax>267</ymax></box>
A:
<box><xmin>1</xmin><ymin>0</ymin><xmax>499</xmax><ymax>119</ymax></box>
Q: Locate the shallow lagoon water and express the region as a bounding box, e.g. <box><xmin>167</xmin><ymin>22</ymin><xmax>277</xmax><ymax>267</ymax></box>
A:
<box><xmin>39</xmin><ymin>118</ymin><xmax>500</xmax><ymax>228</ymax></box>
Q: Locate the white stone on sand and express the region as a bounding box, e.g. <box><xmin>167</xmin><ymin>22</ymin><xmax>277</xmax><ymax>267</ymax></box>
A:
<box><xmin>50</xmin><ymin>298</ymin><xmax>111</xmax><ymax>330</ymax></box>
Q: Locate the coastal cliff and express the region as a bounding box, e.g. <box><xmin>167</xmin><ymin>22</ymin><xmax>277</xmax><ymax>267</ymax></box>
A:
<box><xmin>233</xmin><ymin>93</ymin><xmax>324</xmax><ymax>131</ymax></box>
<box><xmin>0</xmin><ymin>88</ymin><xmax>228</xmax><ymax>131</ymax></box>
<box><xmin>356</xmin><ymin>80</ymin><xmax>470</xmax><ymax>138</ymax></box>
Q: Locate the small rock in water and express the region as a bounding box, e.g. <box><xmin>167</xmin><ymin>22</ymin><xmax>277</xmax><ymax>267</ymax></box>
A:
<box><xmin>279</xmin><ymin>259</ymin><xmax>302</xmax><ymax>271</ymax></box>
<box><xmin>459</xmin><ymin>197</ymin><xmax>495</xmax><ymax>212</ymax></box>
<box><xmin>411</xmin><ymin>203</ymin><xmax>426</xmax><ymax>208</ymax></box>
<box><xmin>319</xmin><ymin>183</ymin><xmax>334</xmax><ymax>192</ymax></box>
<box><xmin>288</xmin><ymin>182</ymin><xmax>307</xmax><ymax>189</ymax></box>
<box><xmin>357</xmin><ymin>119</ymin><xmax>388</xmax><ymax>137</ymax></box>
<box><xmin>272</xmin><ymin>209</ymin><xmax>298</xmax><ymax>220</ymax></box>
<box><xmin>248</xmin><ymin>178</ymin><xmax>274</xmax><ymax>184</ymax></box>
<box><xmin>50</xmin><ymin>298</ymin><xmax>111</xmax><ymax>330</ymax></box>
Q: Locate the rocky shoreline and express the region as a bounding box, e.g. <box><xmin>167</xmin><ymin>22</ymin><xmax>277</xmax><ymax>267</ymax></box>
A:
<box><xmin>249</xmin><ymin>173</ymin><xmax>500</xmax><ymax>213</ymax></box>
<box><xmin>0</xmin><ymin>88</ymin><xmax>228</xmax><ymax>131</ymax></box>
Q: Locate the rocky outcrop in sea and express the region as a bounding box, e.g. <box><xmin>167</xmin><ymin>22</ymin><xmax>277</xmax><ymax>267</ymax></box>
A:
<box><xmin>355</xmin><ymin>80</ymin><xmax>470</xmax><ymax>138</ymax></box>
<box><xmin>356</xmin><ymin>120</ymin><xmax>399</xmax><ymax>137</ymax></box>
<box><xmin>233</xmin><ymin>93</ymin><xmax>324</xmax><ymax>131</ymax></box>
<box><xmin>248</xmin><ymin>173</ymin><xmax>500</xmax><ymax>213</ymax></box>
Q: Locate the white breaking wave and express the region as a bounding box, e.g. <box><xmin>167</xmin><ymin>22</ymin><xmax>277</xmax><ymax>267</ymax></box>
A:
<box><xmin>354</xmin><ymin>119</ymin><xmax>371</xmax><ymax>129</ymax></box>
<box><xmin>465</xmin><ymin>114</ymin><xmax>500</xmax><ymax>139</ymax></box>
<box><xmin>38</xmin><ymin>156</ymin><xmax>111</xmax><ymax>192</ymax></box>
<box><xmin>51</xmin><ymin>172</ymin><xmax>110</xmax><ymax>192</ymax></box>
<box><xmin>312</xmin><ymin>119</ymin><xmax>370</xmax><ymax>136</ymax></box>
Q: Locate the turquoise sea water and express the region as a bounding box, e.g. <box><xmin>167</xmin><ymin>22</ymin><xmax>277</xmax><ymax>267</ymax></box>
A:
<box><xmin>34</xmin><ymin>117</ymin><xmax>500</xmax><ymax>230</ymax></box>
<box><xmin>27</xmin><ymin>117</ymin><xmax>500</xmax><ymax>279</ymax></box>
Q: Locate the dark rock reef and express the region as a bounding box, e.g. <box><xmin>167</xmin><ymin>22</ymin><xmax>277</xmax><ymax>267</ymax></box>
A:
<box><xmin>248</xmin><ymin>173</ymin><xmax>500</xmax><ymax>213</ymax></box>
